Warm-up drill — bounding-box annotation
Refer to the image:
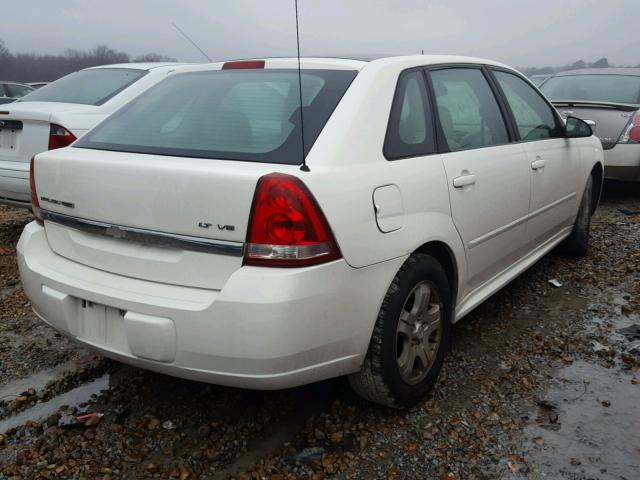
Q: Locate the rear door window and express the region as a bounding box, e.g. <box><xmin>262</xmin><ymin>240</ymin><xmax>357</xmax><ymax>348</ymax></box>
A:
<box><xmin>430</xmin><ymin>68</ymin><xmax>509</xmax><ymax>152</ymax></box>
<box><xmin>76</xmin><ymin>69</ymin><xmax>357</xmax><ymax>164</ymax></box>
<box><xmin>384</xmin><ymin>70</ymin><xmax>435</xmax><ymax>159</ymax></box>
<box><xmin>493</xmin><ymin>71</ymin><xmax>561</xmax><ymax>141</ymax></box>
<box><xmin>19</xmin><ymin>68</ymin><xmax>146</xmax><ymax>106</ymax></box>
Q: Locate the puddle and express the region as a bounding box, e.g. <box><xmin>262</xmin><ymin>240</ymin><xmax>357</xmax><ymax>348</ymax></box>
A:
<box><xmin>524</xmin><ymin>361</ymin><xmax>640</xmax><ymax>479</ymax></box>
<box><xmin>0</xmin><ymin>374</ymin><xmax>110</xmax><ymax>433</ymax></box>
<box><xmin>0</xmin><ymin>359</ymin><xmax>79</xmax><ymax>402</ymax></box>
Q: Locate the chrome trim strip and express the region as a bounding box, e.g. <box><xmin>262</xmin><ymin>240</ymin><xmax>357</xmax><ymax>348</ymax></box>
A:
<box><xmin>468</xmin><ymin>191</ymin><xmax>577</xmax><ymax>249</ymax></box>
<box><xmin>41</xmin><ymin>210</ymin><xmax>244</xmax><ymax>257</ymax></box>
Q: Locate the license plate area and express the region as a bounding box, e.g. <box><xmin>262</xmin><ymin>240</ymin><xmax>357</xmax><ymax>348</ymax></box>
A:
<box><xmin>0</xmin><ymin>120</ymin><xmax>22</xmax><ymax>152</ymax></box>
<box><xmin>78</xmin><ymin>300</ymin><xmax>129</xmax><ymax>352</ymax></box>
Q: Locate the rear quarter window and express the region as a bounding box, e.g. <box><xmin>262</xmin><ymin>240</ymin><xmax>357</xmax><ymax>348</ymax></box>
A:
<box><xmin>384</xmin><ymin>70</ymin><xmax>436</xmax><ymax>159</ymax></box>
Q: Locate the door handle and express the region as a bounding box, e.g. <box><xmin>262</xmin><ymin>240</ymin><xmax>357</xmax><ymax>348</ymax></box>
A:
<box><xmin>452</xmin><ymin>173</ymin><xmax>476</xmax><ymax>188</ymax></box>
<box><xmin>531</xmin><ymin>157</ymin><xmax>546</xmax><ymax>170</ymax></box>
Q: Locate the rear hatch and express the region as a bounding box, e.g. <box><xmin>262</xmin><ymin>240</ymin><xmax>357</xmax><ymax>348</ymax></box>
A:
<box><xmin>553</xmin><ymin>101</ymin><xmax>638</xmax><ymax>149</ymax></box>
<box><xmin>37</xmin><ymin>148</ymin><xmax>287</xmax><ymax>290</ymax></box>
<box><xmin>34</xmin><ymin>62</ymin><xmax>358</xmax><ymax>290</ymax></box>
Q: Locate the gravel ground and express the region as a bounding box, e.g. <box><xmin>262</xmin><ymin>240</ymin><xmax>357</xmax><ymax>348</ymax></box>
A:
<box><xmin>0</xmin><ymin>181</ymin><xmax>638</xmax><ymax>480</ymax></box>
<box><xmin>0</xmin><ymin>208</ymin><xmax>87</xmax><ymax>387</ymax></box>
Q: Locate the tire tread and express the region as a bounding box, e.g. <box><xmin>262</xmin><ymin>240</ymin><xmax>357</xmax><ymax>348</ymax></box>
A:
<box><xmin>349</xmin><ymin>254</ymin><xmax>426</xmax><ymax>408</ymax></box>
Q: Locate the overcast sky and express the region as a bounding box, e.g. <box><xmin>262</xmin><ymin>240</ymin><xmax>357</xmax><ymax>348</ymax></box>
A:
<box><xmin>3</xmin><ymin>0</ymin><xmax>639</xmax><ymax>67</ymax></box>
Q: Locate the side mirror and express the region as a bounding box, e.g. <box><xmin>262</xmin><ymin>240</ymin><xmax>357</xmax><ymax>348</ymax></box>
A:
<box><xmin>565</xmin><ymin>116</ymin><xmax>593</xmax><ymax>138</ymax></box>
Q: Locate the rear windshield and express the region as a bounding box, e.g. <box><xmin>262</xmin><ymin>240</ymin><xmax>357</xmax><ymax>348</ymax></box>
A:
<box><xmin>541</xmin><ymin>74</ymin><xmax>640</xmax><ymax>104</ymax></box>
<box><xmin>75</xmin><ymin>69</ymin><xmax>357</xmax><ymax>164</ymax></box>
<box><xmin>19</xmin><ymin>68</ymin><xmax>146</xmax><ymax>106</ymax></box>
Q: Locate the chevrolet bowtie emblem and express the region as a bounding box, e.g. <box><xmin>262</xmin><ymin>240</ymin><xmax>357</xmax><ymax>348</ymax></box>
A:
<box><xmin>105</xmin><ymin>226</ymin><xmax>127</xmax><ymax>239</ymax></box>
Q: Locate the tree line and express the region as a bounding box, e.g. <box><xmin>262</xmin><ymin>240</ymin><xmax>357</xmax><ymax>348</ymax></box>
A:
<box><xmin>0</xmin><ymin>40</ymin><xmax>176</xmax><ymax>83</ymax></box>
<box><xmin>1</xmin><ymin>40</ymin><xmax>636</xmax><ymax>83</ymax></box>
<box><xmin>519</xmin><ymin>57</ymin><xmax>639</xmax><ymax>77</ymax></box>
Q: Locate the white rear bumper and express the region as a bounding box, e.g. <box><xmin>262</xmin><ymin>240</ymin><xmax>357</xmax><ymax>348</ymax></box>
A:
<box><xmin>18</xmin><ymin>222</ymin><xmax>403</xmax><ymax>389</ymax></box>
<box><xmin>604</xmin><ymin>144</ymin><xmax>640</xmax><ymax>182</ymax></box>
<box><xmin>0</xmin><ymin>160</ymin><xmax>30</xmax><ymax>206</ymax></box>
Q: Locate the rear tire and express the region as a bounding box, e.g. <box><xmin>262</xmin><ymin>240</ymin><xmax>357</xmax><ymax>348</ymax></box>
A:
<box><xmin>560</xmin><ymin>176</ymin><xmax>593</xmax><ymax>256</ymax></box>
<box><xmin>349</xmin><ymin>254</ymin><xmax>452</xmax><ymax>409</ymax></box>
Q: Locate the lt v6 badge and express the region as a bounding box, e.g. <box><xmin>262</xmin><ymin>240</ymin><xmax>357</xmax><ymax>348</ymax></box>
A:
<box><xmin>198</xmin><ymin>222</ymin><xmax>235</xmax><ymax>231</ymax></box>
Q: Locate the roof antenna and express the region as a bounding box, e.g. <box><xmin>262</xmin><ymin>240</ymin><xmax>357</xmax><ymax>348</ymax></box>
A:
<box><xmin>172</xmin><ymin>22</ymin><xmax>213</xmax><ymax>62</ymax></box>
<box><xmin>294</xmin><ymin>0</ymin><xmax>309</xmax><ymax>172</ymax></box>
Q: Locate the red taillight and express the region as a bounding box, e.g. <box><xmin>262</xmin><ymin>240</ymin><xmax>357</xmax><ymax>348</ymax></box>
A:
<box><xmin>245</xmin><ymin>173</ymin><xmax>341</xmax><ymax>267</ymax></box>
<box><xmin>48</xmin><ymin>124</ymin><xmax>76</xmax><ymax>150</ymax></box>
<box><xmin>29</xmin><ymin>157</ymin><xmax>44</xmax><ymax>225</ymax></box>
<box><xmin>619</xmin><ymin>111</ymin><xmax>640</xmax><ymax>144</ymax></box>
<box><xmin>222</xmin><ymin>60</ymin><xmax>265</xmax><ymax>70</ymax></box>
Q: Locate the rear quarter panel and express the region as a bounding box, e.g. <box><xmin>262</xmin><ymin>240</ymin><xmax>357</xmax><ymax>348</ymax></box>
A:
<box><xmin>580</xmin><ymin>135</ymin><xmax>605</xmax><ymax>190</ymax></box>
<box><xmin>303</xmin><ymin>62</ymin><xmax>466</xmax><ymax>290</ymax></box>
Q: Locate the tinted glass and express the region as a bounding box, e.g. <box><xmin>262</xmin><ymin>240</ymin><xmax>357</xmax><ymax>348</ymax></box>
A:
<box><xmin>494</xmin><ymin>71</ymin><xmax>560</xmax><ymax>141</ymax></box>
<box><xmin>76</xmin><ymin>69</ymin><xmax>357</xmax><ymax>164</ymax></box>
<box><xmin>20</xmin><ymin>68</ymin><xmax>146</xmax><ymax>106</ymax></box>
<box><xmin>541</xmin><ymin>74</ymin><xmax>640</xmax><ymax>104</ymax></box>
<box><xmin>384</xmin><ymin>71</ymin><xmax>435</xmax><ymax>159</ymax></box>
<box><xmin>6</xmin><ymin>83</ymin><xmax>34</xmax><ymax>98</ymax></box>
<box><xmin>0</xmin><ymin>84</ymin><xmax>7</xmax><ymax>98</ymax></box>
<box><xmin>430</xmin><ymin>68</ymin><xmax>509</xmax><ymax>151</ymax></box>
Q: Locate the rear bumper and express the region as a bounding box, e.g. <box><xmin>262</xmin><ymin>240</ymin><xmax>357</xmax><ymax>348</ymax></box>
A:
<box><xmin>604</xmin><ymin>144</ymin><xmax>640</xmax><ymax>182</ymax></box>
<box><xmin>0</xmin><ymin>160</ymin><xmax>30</xmax><ymax>206</ymax></box>
<box><xmin>18</xmin><ymin>222</ymin><xmax>403</xmax><ymax>389</ymax></box>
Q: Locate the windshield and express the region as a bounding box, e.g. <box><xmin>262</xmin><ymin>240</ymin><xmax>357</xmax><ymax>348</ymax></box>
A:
<box><xmin>541</xmin><ymin>74</ymin><xmax>640</xmax><ymax>104</ymax></box>
<box><xmin>19</xmin><ymin>68</ymin><xmax>146</xmax><ymax>106</ymax></box>
<box><xmin>76</xmin><ymin>69</ymin><xmax>357</xmax><ymax>164</ymax></box>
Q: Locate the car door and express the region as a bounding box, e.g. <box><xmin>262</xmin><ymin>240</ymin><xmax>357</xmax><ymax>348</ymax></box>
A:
<box><xmin>491</xmin><ymin>70</ymin><xmax>581</xmax><ymax>249</ymax></box>
<box><xmin>429</xmin><ymin>67</ymin><xmax>530</xmax><ymax>294</ymax></box>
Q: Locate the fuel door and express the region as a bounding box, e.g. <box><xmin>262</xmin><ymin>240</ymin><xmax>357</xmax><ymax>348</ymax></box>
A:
<box><xmin>373</xmin><ymin>185</ymin><xmax>403</xmax><ymax>233</ymax></box>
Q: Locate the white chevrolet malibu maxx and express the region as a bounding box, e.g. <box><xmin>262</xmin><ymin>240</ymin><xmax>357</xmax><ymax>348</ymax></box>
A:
<box><xmin>19</xmin><ymin>56</ymin><xmax>604</xmax><ymax>408</ymax></box>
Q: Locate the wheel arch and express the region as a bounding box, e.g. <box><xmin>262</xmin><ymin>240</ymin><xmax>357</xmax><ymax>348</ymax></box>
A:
<box><xmin>590</xmin><ymin>162</ymin><xmax>604</xmax><ymax>215</ymax></box>
<box><xmin>412</xmin><ymin>241</ymin><xmax>459</xmax><ymax>306</ymax></box>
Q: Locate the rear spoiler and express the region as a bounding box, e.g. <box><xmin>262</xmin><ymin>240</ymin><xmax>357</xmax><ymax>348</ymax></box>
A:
<box><xmin>551</xmin><ymin>100</ymin><xmax>639</xmax><ymax>112</ymax></box>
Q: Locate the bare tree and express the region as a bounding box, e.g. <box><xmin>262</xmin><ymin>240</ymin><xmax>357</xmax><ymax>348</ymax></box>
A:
<box><xmin>133</xmin><ymin>53</ymin><xmax>177</xmax><ymax>62</ymax></box>
<box><xmin>0</xmin><ymin>40</ymin><xmax>176</xmax><ymax>82</ymax></box>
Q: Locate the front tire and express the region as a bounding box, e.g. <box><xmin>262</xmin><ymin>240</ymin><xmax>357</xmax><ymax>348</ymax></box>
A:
<box><xmin>561</xmin><ymin>176</ymin><xmax>593</xmax><ymax>256</ymax></box>
<box><xmin>349</xmin><ymin>254</ymin><xmax>452</xmax><ymax>408</ymax></box>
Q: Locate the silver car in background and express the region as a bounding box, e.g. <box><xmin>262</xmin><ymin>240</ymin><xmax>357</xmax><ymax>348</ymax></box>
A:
<box><xmin>540</xmin><ymin>68</ymin><xmax>640</xmax><ymax>182</ymax></box>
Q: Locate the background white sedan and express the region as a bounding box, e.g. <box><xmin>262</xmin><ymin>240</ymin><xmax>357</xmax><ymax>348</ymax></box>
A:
<box><xmin>0</xmin><ymin>62</ymin><xmax>193</xmax><ymax>207</ymax></box>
